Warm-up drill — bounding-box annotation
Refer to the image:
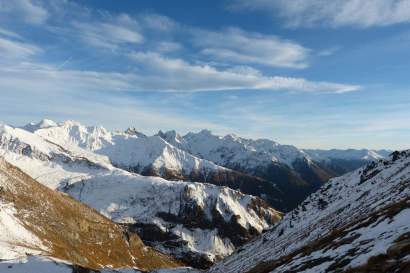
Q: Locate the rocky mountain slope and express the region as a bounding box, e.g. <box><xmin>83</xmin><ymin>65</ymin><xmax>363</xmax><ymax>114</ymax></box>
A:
<box><xmin>208</xmin><ymin>150</ymin><xmax>410</xmax><ymax>273</ymax></box>
<box><xmin>28</xmin><ymin>120</ymin><xmax>285</xmax><ymax>210</ymax></box>
<box><xmin>159</xmin><ymin>129</ymin><xmax>334</xmax><ymax>210</ymax></box>
<box><xmin>0</xmin><ymin>158</ymin><xmax>180</xmax><ymax>272</ymax></box>
<box><xmin>0</xmin><ymin>122</ymin><xmax>281</xmax><ymax>268</ymax></box>
<box><xmin>158</xmin><ymin>129</ymin><xmax>392</xmax><ymax>211</ymax></box>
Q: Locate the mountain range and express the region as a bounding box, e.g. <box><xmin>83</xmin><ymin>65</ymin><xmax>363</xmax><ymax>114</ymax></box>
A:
<box><xmin>1</xmin><ymin>119</ymin><xmax>403</xmax><ymax>273</ymax></box>
<box><xmin>24</xmin><ymin>119</ymin><xmax>388</xmax><ymax>211</ymax></box>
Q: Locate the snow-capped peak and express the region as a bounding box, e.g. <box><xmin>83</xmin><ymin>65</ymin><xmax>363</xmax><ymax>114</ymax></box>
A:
<box><xmin>124</xmin><ymin>127</ymin><xmax>147</xmax><ymax>138</ymax></box>
<box><xmin>28</xmin><ymin>120</ymin><xmax>230</xmax><ymax>179</ymax></box>
<box><xmin>157</xmin><ymin>130</ymin><xmax>188</xmax><ymax>149</ymax></box>
<box><xmin>21</xmin><ymin>119</ymin><xmax>57</xmax><ymax>133</ymax></box>
<box><xmin>178</xmin><ymin>129</ymin><xmax>309</xmax><ymax>170</ymax></box>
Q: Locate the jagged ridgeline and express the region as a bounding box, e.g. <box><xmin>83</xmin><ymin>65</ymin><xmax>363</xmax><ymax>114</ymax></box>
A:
<box><xmin>23</xmin><ymin>120</ymin><xmax>388</xmax><ymax>212</ymax></box>
<box><xmin>0</xmin><ymin>159</ymin><xmax>181</xmax><ymax>271</ymax></box>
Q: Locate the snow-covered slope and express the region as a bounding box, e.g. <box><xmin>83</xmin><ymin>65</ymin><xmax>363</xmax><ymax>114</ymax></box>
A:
<box><xmin>208</xmin><ymin>150</ymin><xmax>410</xmax><ymax>273</ymax></box>
<box><xmin>0</xmin><ymin>122</ymin><xmax>281</xmax><ymax>268</ymax></box>
<box><xmin>20</xmin><ymin>118</ymin><xmax>57</xmax><ymax>133</ymax></box>
<box><xmin>0</xmin><ymin>256</ymin><xmax>195</xmax><ymax>273</ymax></box>
<box><xmin>304</xmin><ymin>148</ymin><xmax>390</xmax><ymax>161</ymax></box>
<box><xmin>30</xmin><ymin>120</ymin><xmax>229</xmax><ymax>179</ymax></box>
<box><xmin>26</xmin><ymin>120</ymin><xmax>285</xmax><ymax>210</ymax></box>
<box><xmin>0</xmin><ymin>158</ymin><xmax>180</xmax><ymax>271</ymax></box>
<box><xmin>159</xmin><ymin>129</ymin><xmax>335</xmax><ymax>210</ymax></box>
<box><xmin>0</xmin><ymin>202</ymin><xmax>45</xmax><ymax>260</ymax></box>
<box><xmin>161</xmin><ymin>129</ymin><xmax>309</xmax><ymax>170</ymax></box>
<box><xmin>64</xmin><ymin>172</ymin><xmax>280</xmax><ymax>268</ymax></box>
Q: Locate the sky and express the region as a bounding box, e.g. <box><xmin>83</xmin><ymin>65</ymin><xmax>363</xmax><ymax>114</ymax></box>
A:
<box><xmin>0</xmin><ymin>0</ymin><xmax>409</xmax><ymax>149</ymax></box>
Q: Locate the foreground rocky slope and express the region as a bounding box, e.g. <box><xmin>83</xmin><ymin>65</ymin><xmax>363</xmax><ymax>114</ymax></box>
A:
<box><xmin>208</xmin><ymin>150</ymin><xmax>410</xmax><ymax>273</ymax></box>
<box><xmin>0</xmin><ymin>159</ymin><xmax>180</xmax><ymax>271</ymax></box>
<box><xmin>0</xmin><ymin>122</ymin><xmax>281</xmax><ymax>268</ymax></box>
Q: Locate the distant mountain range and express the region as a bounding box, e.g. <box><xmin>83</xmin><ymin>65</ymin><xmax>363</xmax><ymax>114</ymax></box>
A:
<box><xmin>22</xmin><ymin>119</ymin><xmax>389</xmax><ymax>212</ymax></box>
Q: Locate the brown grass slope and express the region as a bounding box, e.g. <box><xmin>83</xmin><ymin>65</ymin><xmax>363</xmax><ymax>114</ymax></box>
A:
<box><xmin>0</xmin><ymin>158</ymin><xmax>182</xmax><ymax>271</ymax></box>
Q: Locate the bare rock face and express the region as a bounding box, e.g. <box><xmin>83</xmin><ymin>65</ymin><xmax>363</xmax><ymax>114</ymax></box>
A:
<box><xmin>0</xmin><ymin>159</ymin><xmax>181</xmax><ymax>271</ymax></box>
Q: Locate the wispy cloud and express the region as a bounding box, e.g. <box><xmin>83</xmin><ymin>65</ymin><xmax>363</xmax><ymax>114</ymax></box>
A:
<box><xmin>0</xmin><ymin>37</ymin><xmax>41</xmax><ymax>59</ymax></box>
<box><xmin>140</xmin><ymin>13</ymin><xmax>178</xmax><ymax>31</ymax></box>
<box><xmin>155</xmin><ymin>41</ymin><xmax>182</xmax><ymax>53</ymax></box>
<box><xmin>0</xmin><ymin>27</ymin><xmax>23</xmax><ymax>39</ymax></box>
<box><xmin>0</xmin><ymin>0</ymin><xmax>48</xmax><ymax>25</ymax></box>
<box><xmin>71</xmin><ymin>21</ymin><xmax>143</xmax><ymax>49</ymax></box>
<box><xmin>0</xmin><ymin>53</ymin><xmax>360</xmax><ymax>94</ymax></box>
<box><xmin>193</xmin><ymin>27</ymin><xmax>310</xmax><ymax>68</ymax></box>
<box><xmin>318</xmin><ymin>46</ymin><xmax>341</xmax><ymax>57</ymax></box>
<box><xmin>130</xmin><ymin>51</ymin><xmax>359</xmax><ymax>92</ymax></box>
<box><xmin>0</xmin><ymin>1</ymin><xmax>361</xmax><ymax>94</ymax></box>
<box><xmin>230</xmin><ymin>0</ymin><xmax>410</xmax><ymax>28</ymax></box>
<box><xmin>0</xmin><ymin>62</ymin><xmax>135</xmax><ymax>93</ymax></box>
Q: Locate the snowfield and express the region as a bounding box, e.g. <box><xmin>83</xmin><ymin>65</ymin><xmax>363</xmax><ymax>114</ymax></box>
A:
<box><xmin>0</xmin><ymin>203</ymin><xmax>45</xmax><ymax>260</ymax></box>
<box><xmin>0</xmin><ymin>256</ymin><xmax>198</xmax><ymax>273</ymax></box>
<box><xmin>160</xmin><ymin>129</ymin><xmax>309</xmax><ymax>170</ymax></box>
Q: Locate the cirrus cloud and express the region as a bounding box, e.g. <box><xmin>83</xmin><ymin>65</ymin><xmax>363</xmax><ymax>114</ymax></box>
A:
<box><xmin>193</xmin><ymin>27</ymin><xmax>310</xmax><ymax>68</ymax></box>
<box><xmin>230</xmin><ymin>0</ymin><xmax>410</xmax><ymax>28</ymax></box>
<box><xmin>129</xmin><ymin>51</ymin><xmax>358</xmax><ymax>93</ymax></box>
<box><xmin>0</xmin><ymin>0</ymin><xmax>48</xmax><ymax>25</ymax></box>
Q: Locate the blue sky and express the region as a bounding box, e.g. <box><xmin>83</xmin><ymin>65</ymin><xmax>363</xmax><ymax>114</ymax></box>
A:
<box><xmin>0</xmin><ymin>0</ymin><xmax>409</xmax><ymax>149</ymax></box>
